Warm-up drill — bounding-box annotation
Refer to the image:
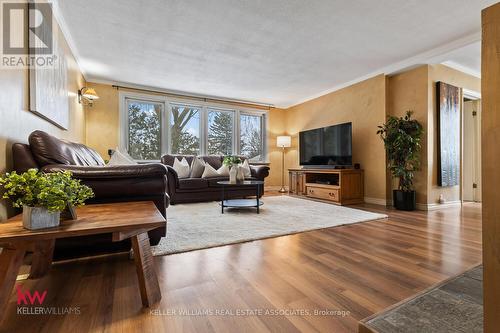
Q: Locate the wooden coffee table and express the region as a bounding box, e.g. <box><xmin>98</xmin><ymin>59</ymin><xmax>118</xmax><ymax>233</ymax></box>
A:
<box><xmin>0</xmin><ymin>201</ymin><xmax>165</xmax><ymax>321</ymax></box>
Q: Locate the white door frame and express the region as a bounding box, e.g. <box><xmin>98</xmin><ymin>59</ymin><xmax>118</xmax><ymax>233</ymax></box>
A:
<box><xmin>461</xmin><ymin>89</ymin><xmax>481</xmax><ymax>203</ymax></box>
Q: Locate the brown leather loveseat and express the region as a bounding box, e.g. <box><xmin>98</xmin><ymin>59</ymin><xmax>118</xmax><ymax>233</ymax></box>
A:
<box><xmin>161</xmin><ymin>154</ymin><xmax>270</xmax><ymax>204</ymax></box>
<box><xmin>12</xmin><ymin>130</ymin><xmax>169</xmax><ymax>260</ymax></box>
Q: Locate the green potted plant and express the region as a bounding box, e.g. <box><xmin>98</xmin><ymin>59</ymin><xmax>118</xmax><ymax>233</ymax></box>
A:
<box><xmin>223</xmin><ymin>156</ymin><xmax>242</xmax><ymax>183</ymax></box>
<box><xmin>377</xmin><ymin>111</ymin><xmax>423</xmax><ymax>211</ymax></box>
<box><xmin>0</xmin><ymin>169</ymin><xmax>94</xmax><ymax>229</ymax></box>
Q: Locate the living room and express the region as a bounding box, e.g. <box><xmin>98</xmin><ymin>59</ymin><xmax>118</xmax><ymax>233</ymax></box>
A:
<box><xmin>0</xmin><ymin>1</ymin><xmax>499</xmax><ymax>332</ymax></box>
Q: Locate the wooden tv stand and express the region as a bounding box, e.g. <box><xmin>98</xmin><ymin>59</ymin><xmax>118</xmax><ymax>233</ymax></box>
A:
<box><xmin>288</xmin><ymin>168</ymin><xmax>364</xmax><ymax>205</ymax></box>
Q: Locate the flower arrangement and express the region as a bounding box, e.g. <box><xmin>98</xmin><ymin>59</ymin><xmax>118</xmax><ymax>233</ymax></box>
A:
<box><xmin>222</xmin><ymin>156</ymin><xmax>242</xmax><ymax>168</ymax></box>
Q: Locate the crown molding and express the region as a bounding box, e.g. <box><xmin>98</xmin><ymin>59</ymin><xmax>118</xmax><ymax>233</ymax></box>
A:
<box><xmin>281</xmin><ymin>32</ymin><xmax>481</xmax><ymax>109</ymax></box>
<box><xmin>49</xmin><ymin>0</ymin><xmax>87</xmax><ymax>79</ymax></box>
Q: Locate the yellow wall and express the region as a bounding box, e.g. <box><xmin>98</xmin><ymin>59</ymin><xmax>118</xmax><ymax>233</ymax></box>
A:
<box><xmin>387</xmin><ymin>66</ymin><xmax>429</xmax><ymax>204</ymax></box>
<box><xmin>85</xmin><ymin>83</ymin><xmax>119</xmax><ymax>159</ymax></box>
<box><xmin>0</xmin><ymin>23</ymin><xmax>86</xmax><ymax>221</ymax></box>
<box><xmin>387</xmin><ymin>64</ymin><xmax>481</xmax><ymax>206</ymax></box>
<box><xmin>427</xmin><ymin>64</ymin><xmax>481</xmax><ymax>204</ymax></box>
<box><xmin>266</xmin><ymin>108</ymin><xmax>286</xmax><ymax>187</ymax></box>
<box><xmin>84</xmin><ymin>66</ymin><xmax>480</xmax><ymax>206</ymax></box>
<box><xmin>283</xmin><ymin>74</ymin><xmax>387</xmax><ymax>203</ymax></box>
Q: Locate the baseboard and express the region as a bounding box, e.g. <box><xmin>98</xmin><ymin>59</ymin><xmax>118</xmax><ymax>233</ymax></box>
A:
<box><xmin>364</xmin><ymin>197</ymin><xmax>388</xmax><ymax>206</ymax></box>
<box><xmin>416</xmin><ymin>200</ymin><xmax>462</xmax><ymax>211</ymax></box>
<box><xmin>265</xmin><ymin>185</ymin><xmax>284</xmax><ymax>191</ymax></box>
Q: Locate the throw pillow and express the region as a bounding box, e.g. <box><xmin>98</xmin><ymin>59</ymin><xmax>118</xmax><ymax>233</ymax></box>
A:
<box><xmin>190</xmin><ymin>157</ymin><xmax>205</xmax><ymax>178</ymax></box>
<box><xmin>217</xmin><ymin>164</ymin><xmax>230</xmax><ymax>176</ymax></box>
<box><xmin>201</xmin><ymin>163</ymin><xmax>219</xmax><ymax>178</ymax></box>
<box><xmin>173</xmin><ymin>157</ymin><xmax>191</xmax><ymax>179</ymax></box>
<box><xmin>107</xmin><ymin>148</ymin><xmax>138</xmax><ymax>166</ymax></box>
<box><xmin>241</xmin><ymin>159</ymin><xmax>252</xmax><ymax>178</ymax></box>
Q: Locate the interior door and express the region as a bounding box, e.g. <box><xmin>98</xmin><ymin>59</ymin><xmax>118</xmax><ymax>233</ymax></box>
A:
<box><xmin>463</xmin><ymin>100</ymin><xmax>481</xmax><ymax>202</ymax></box>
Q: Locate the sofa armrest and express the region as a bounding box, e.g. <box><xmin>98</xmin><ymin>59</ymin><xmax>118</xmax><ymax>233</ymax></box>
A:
<box><xmin>250</xmin><ymin>165</ymin><xmax>270</xmax><ymax>180</ymax></box>
<box><xmin>165</xmin><ymin>165</ymin><xmax>180</xmax><ymax>190</ymax></box>
<box><xmin>41</xmin><ymin>163</ymin><xmax>168</xmax><ymax>179</ymax></box>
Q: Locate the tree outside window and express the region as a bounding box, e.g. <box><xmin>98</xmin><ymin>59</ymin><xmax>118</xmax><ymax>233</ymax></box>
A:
<box><xmin>240</xmin><ymin>114</ymin><xmax>263</xmax><ymax>161</ymax></box>
<box><xmin>170</xmin><ymin>104</ymin><xmax>200</xmax><ymax>155</ymax></box>
<box><xmin>208</xmin><ymin>110</ymin><xmax>233</xmax><ymax>155</ymax></box>
<box><xmin>127</xmin><ymin>100</ymin><xmax>161</xmax><ymax>160</ymax></box>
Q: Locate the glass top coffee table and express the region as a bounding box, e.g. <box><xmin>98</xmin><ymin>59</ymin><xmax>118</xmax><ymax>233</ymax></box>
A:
<box><xmin>217</xmin><ymin>180</ymin><xmax>264</xmax><ymax>214</ymax></box>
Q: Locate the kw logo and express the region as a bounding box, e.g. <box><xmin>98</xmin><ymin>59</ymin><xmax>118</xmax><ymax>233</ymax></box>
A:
<box><xmin>16</xmin><ymin>285</ymin><xmax>47</xmax><ymax>305</ymax></box>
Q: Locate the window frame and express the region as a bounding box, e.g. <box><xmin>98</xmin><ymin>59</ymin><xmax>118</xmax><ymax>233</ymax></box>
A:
<box><xmin>119</xmin><ymin>92</ymin><xmax>267</xmax><ymax>162</ymax></box>
<box><xmin>119</xmin><ymin>91</ymin><xmax>167</xmax><ymax>162</ymax></box>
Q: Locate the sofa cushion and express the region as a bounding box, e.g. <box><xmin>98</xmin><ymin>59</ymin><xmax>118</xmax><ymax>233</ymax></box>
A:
<box><xmin>173</xmin><ymin>157</ymin><xmax>191</xmax><ymax>179</ymax></box>
<box><xmin>161</xmin><ymin>154</ymin><xmax>195</xmax><ymax>167</ymax></box>
<box><xmin>190</xmin><ymin>157</ymin><xmax>205</xmax><ymax>178</ymax></box>
<box><xmin>200</xmin><ymin>155</ymin><xmax>223</xmax><ymax>169</ymax></box>
<box><xmin>205</xmin><ymin>176</ymin><xmax>229</xmax><ymax>187</ymax></box>
<box><xmin>107</xmin><ymin>148</ymin><xmax>137</xmax><ymax>166</ymax></box>
<box><xmin>178</xmin><ymin>178</ymin><xmax>208</xmax><ymax>190</ymax></box>
<box><xmin>29</xmin><ymin>130</ymin><xmax>105</xmax><ymax>167</ymax></box>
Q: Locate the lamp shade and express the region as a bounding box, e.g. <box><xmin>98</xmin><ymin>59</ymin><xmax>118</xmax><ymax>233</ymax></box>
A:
<box><xmin>81</xmin><ymin>88</ymin><xmax>99</xmax><ymax>100</ymax></box>
<box><xmin>277</xmin><ymin>136</ymin><xmax>291</xmax><ymax>148</ymax></box>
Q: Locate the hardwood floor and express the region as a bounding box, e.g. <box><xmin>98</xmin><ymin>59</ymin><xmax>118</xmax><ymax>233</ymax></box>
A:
<box><xmin>0</xmin><ymin>197</ymin><xmax>482</xmax><ymax>333</ymax></box>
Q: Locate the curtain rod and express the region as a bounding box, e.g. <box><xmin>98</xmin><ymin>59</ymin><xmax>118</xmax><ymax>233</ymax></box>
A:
<box><xmin>111</xmin><ymin>85</ymin><xmax>273</xmax><ymax>110</ymax></box>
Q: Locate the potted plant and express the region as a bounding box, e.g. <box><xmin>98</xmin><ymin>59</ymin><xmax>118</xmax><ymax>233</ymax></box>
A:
<box><xmin>0</xmin><ymin>169</ymin><xmax>94</xmax><ymax>229</ymax></box>
<box><xmin>377</xmin><ymin>111</ymin><xmax>423</xmax><ymax>211</ymax></box>
<box><xmin>223</xmin><ymin>156</ymin><xmax>242</xmax><ymax>183</ymax></box>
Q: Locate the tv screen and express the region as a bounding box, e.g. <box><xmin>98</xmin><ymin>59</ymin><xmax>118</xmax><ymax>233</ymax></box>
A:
<box><xmin>299</xmin><ymin>122</ymin><xmax>352</xmax><ymax>167</ymax></box>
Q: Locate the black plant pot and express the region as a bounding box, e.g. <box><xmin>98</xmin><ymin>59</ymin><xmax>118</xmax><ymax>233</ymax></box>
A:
<box><xmin>393</xmin><ymin>190</ymin><xmax>416</xmax><ymax>211</ymax></box>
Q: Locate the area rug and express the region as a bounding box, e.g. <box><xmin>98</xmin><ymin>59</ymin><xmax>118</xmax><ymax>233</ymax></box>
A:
<box><xmin>152</xmin><ymin>195</ymin><xmax>387</xmax><ymax>256</ymax></box>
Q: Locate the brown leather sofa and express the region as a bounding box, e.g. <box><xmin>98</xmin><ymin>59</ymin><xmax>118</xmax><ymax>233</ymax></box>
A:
<box><xmin>12</xmin><ymin>130</ymin><xmax>168</xmax><ymax>260</ymax></box>
<box><xmin>161</xmin><ymin>154</ymin><xmax>270</xmax><ymax>204</ymax></box>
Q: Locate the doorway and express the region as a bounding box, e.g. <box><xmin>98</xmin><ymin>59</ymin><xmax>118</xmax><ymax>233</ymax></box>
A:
<box><xmin>462</xmin><ymin>90</ymin><xmax>481</xmax><ymax>202</ymax></box>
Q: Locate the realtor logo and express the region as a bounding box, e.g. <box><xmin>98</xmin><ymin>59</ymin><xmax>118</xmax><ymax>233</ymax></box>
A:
<box><xmin>16</xmin><ymin>285</ymin><xmax>47</xmax><ymax>305</ymax></box>
<box><xmin>1</xmin><ymin>0</ymin><xmax>56</xmax><ymax>68</ymax></box>
<box><xmin>2</xmin><ymin>1</ymin><xmax>53</xmax><ymax>54</ymax></box>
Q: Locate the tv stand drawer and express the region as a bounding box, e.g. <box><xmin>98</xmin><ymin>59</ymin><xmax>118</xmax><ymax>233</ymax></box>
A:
<box><xmin>306</xmin><ymin>186</ymin><xmax>340</xmax><ymax>202</ymax></box>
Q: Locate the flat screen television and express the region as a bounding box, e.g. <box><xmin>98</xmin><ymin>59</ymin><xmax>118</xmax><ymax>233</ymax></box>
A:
<box><xmin>299</xmin><ymin>122</ymin><xmax>352</xmax><ymax>167</ymax></box>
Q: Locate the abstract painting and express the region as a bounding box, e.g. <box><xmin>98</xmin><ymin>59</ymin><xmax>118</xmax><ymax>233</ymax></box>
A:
<box><xmin>437</xmin><ymin>81</ymin><xmax>461</xmax><ymax>187</ymax></box>
<box><xmin>29</xmin><ymin>6</ymin><xmax>69</xmax><ymax>129</ymax></box>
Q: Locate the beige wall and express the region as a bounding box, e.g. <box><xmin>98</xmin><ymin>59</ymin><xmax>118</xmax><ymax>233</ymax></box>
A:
<box><xmin>84</xmin><ymin>66</ymin><xmax>479</xmax><ymax>206</ymax></box>
<box><xmin>85</xmin><ymin>83</ymin><xmax>119</xmax><ymax>159</ymax></box>
<box><xmin>0</xmin><ymin>24</ymin><xmax>86</xmax><ymax>221</ymax></box>
<box><xmin>283</xmin><ymin>74</ymin><xmax>387</xmax><ymax>203</ymax></box>
<box><xmin>84</xmin><ymin>83</ymin><xmax>287</xmax><ymax>186</ymax></box>
<box><xmin>266</xmin><ymin>108</ymin><xmax>286</xmax><ymax>187</ymax></box>
<box><xmin>387</xmin><ymin>64</ymin><xmax>481</xmax><ymax>206</ymax></box>
<box><xmin>427</xmin><ymin>64</ymin><xmax>481</xmax><ymax>204</ymax></box>
<box><xmin>387</xmin><ymin>66</ymin><xmax>429</xmax><ymax>204</ymax></box>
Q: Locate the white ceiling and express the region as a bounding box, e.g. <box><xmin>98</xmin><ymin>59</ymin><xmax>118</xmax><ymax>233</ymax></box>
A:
<box><xmin>54</xmin><ymin>0</ymin><xmax>492</xmax><ymax>108</ymax></box>
<box><xmin>437</xmin><ymin>42</ymin><xmax>481</xmax><ymax>78</ymax></box>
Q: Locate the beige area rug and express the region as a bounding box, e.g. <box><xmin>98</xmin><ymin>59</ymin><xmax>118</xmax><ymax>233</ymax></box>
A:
<box><xmin>152</xmin><ymin>195</ymin><xmax>387</xmax><ymax>256</ymax></box>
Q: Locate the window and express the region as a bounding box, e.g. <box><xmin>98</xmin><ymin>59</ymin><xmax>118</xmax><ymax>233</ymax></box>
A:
<box><xmin>126</xmin><ymin>99</ymin><xmax>162</xmax><ymax>160</ymax></box>
<box><xmin>240</xmin><ymin>113</ymin><xmax>263</xmax><ymax>161</ymax></box>
<box><xmin>170</xmin><ymin>104</ymin><xmax>201</xmax><ymax>155</ymax></box>
<box><xmin>120</xmin><ymin>92</ymin><xmax>266</xmax><ymax>161</ymax></box>
<box><xmin>208</xmin><ymin>109</ymin><xmax>234</xmax><ymax>155</ymax></box>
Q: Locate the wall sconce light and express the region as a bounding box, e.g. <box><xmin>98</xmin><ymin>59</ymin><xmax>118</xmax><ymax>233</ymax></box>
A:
<box><xmin>78</xmin><ymin>87</ymin><xmax>99</xmax><ymax>107</ymax></box>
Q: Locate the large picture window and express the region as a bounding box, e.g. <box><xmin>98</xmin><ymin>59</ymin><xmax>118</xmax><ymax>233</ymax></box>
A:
<box><xmin>120</xmin><ymin>92</ymin><xmax>266</xmax><ymax>162</ymax></box>
<box><xmin>240</xmin><ymin>113</ymin><xmax>263</xmax><ymax>161</ymax></box>
<box><xmin>208</xmin><ymin>109</ymin><xmax>234</xmax><ymax>155</ymax></box>
<box><xmin>170</xmin><ymin>104</ymin><xmax>201</xmax><ymax>155</ymax></box>
<box><xmin>126</xmin><ymin>99</ymin><xmax>162</xmax><ymax>160</ymax></box>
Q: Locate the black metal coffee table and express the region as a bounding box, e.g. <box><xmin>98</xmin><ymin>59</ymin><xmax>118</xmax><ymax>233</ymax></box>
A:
<box><xmin>217</xmin><ymin>180</ymin><xmax>264</xmax><ymax>214</ymax></box>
